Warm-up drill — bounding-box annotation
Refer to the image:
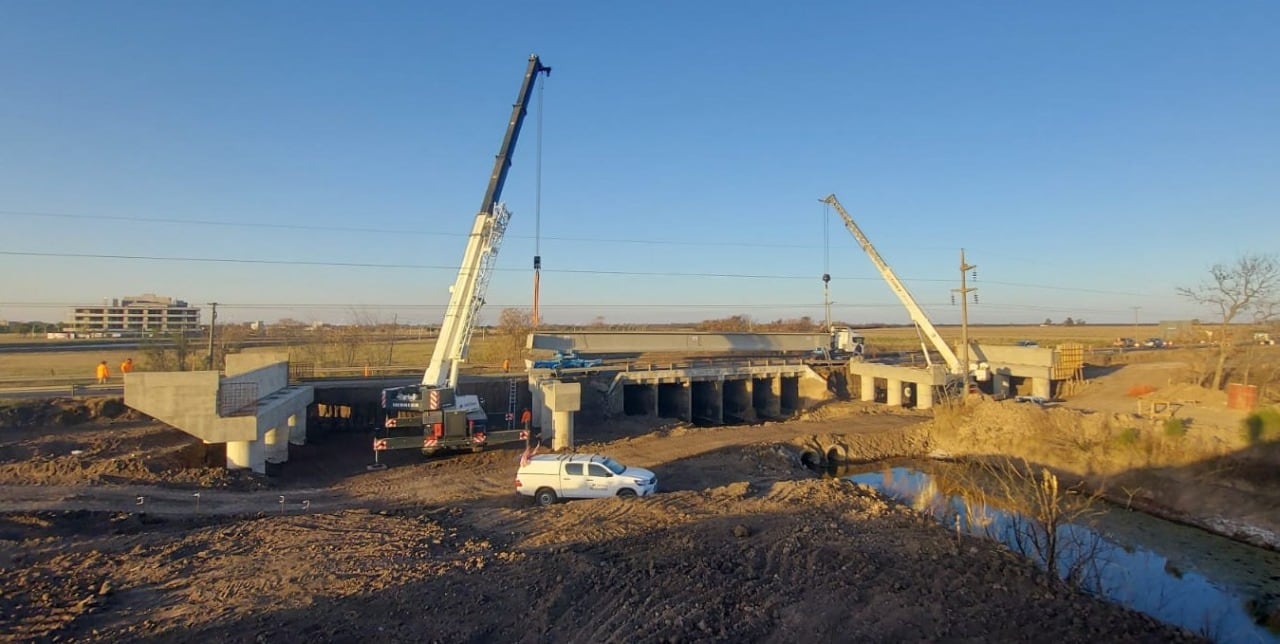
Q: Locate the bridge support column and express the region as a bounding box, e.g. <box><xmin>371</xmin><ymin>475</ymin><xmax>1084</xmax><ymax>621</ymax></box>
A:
<box><xmin>710</xmin><ymin>380</ymin><xmax>723</xmax><ymax>424</ymax></box>
<box><xmin>993</xmin><ymin>373</ymin><xmax>1011</xmax><ymax>398</ymax></box>
<box><xmin>265</xmin><ymin>425</ymin><xmax>288</xmax><ymax>463</ymax></box>
<box><xmin>542</xmin><ymin>381</ymin><xmax>580</xmax><ymax>450</ymax></box>
<box><xmin>1032</xmin><ymin>377</ymin><xmax>1051</xmax><ymax>400</ymax></box>
<box><xmin>860</xmin><ymin>375</ymin><xmax>876</xmax><ymax>402</ymax></box>
<box><xmin>288</xmin><ymin>412</ymin><xmax>307</xmax><ymax>446</ymax></box>
<box><xmin>886</xmin><ymin>378</ymin><xmax>903</xmax><ymax>406</ymax></box>
<box><xmin>916</xmin><ymin>384</ymin><xmax>934</xmax><ymax>410</ymax></box>
<box><xmin>227</xmin><ymin>440</ymin><xmax>266</xmax><ymax>474</ymax></box>
<box><xmin>681</xmin><ymin>382</ymin><xmax>692</xmax><ymax>422</ymax></box>
<box><xmin>529</xmin><ymin>381</ymin><xmax>550</xmax><ymax>432</ymax></box>
<box><xmin>552</xmin><ymin>411</ymin><xmax>574</xmax><ymax>451</ymax></box>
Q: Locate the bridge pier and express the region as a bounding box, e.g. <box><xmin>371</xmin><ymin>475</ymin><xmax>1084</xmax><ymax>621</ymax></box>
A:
<box><xmin>288</xmin><ymin>412</ymin><xmax>306</xmax><ymax>446</ymax></box>
<box><xmin>917</xmin><ymin>384</ymin><xmax>934</xmax><ymax>409</ymax></box>
<box><xmin>886</xmin><ymin>378</ymin><xmax>903</xmax><ymax>406</ymax></box>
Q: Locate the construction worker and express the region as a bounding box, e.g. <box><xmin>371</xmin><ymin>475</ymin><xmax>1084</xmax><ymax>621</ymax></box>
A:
<box><xmin>521</xmin><ymin>408</ymin><xmax>536</xmax><ymax>447</ymax></box>
<box><xmin>95</xmin><ymin>361</ymin><xmax>110</xmax><ymax>384</ymax></box>
<box><xmin>120</xmin><ymin>357</ymin><xmax>134</xmax><ymax>375</ymax></box>
<box><xmin>502</xmin><ymin>358</ymin><xmax>510</xmax><ymax>373</ymax></box>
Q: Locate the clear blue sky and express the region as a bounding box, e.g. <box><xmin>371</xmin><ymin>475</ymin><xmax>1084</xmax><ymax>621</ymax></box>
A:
<box><xmin>2</xmin><ymin>1</ymin><xmax>1277</xmax><ymax>327</ymax></box>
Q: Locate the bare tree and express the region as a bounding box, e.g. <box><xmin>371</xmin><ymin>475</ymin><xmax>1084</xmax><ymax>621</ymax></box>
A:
<box><xmin>497</xmin><ymin>308</ymin><xmax>534</xmax><ymax>363</ymax></box>
<box><xmin>1177</xmin><ymin>253</ymin><xmax>1280</xmax><ymax>390</ymax></box>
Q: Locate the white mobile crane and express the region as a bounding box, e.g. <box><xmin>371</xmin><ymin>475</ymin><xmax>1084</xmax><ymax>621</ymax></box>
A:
<box><xmin>821</xmin><ymin>194</ymin><xmax>965</xmax><ymax>377</ymax></box>
<box><xmin>376</xmin><ymin>54</ymin><xmax>551</xmax><ymax>456</ymax></box>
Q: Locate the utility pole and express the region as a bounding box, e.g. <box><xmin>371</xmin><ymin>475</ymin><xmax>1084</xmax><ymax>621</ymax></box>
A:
<box><xmin>206</xmin><ymin>302</ymin><xmax>218</xmax><ymax>371</ymax></box>
<box><xmin>953</xmin><ymin>250</ymin><xmax>977</xmax><ymax>402</ymax></box>
<box><xmin>1131</xmin><ymin>306</ymin><xmax>1141</xmax><ymax>339</ymax></box>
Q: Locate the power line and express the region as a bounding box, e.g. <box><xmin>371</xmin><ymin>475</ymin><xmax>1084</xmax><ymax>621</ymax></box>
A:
<box><xmin>0</xmin><ymin>299</ymin><xmax>1144</xmax><ymax>315</ymax></box>
<box><xmin>0</xmin><ymin>249</ymin><xmax>917</xmax><ymax>282</ymax></box>
<box><xmin>0</xmin><ymin>209</ymin><xmax>813</xmax><ymax>250</ymax></box>
<box><xmin>0</xmin><ymin>249</ymin><xmax>1158</xmax><ymax>299</ymax></box>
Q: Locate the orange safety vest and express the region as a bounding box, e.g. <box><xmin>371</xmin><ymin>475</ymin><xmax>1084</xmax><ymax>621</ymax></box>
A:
<box><xmin>96</xmin><ymin>363</ymin><xmax>109</xmax><ymax>379</ymax></box>
<box><xmin>520</xmin><ymin>409</ymin><xmax>532</xmax><ymax>424</ymax></box>
<box><xmin>121</xmin><ymin>360</ymin><xmax>134</xmax><ymax>374</ymax></box>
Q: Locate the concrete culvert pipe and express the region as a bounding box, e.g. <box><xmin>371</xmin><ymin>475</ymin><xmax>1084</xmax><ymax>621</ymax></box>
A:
<box><xmin>826</xmin><ymin>446</ymin><xmax>846</xmax><ymax>465</ymax></box>
<box><xmin>799</xmin><ymin>449</ymin><xmax>823</xmax><ymax>468</ymax></box>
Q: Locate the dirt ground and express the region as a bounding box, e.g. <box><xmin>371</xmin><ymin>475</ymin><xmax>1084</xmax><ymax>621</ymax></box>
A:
<box><xmin>0</xmin><ymin>391</ymin><xmax>1208</xmax><ymax>643</ymax></box>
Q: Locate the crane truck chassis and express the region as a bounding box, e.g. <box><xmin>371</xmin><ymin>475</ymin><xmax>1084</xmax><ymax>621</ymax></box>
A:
<box><xmin>374</xmin><ymin>54</ymin><xmax>551</xmax><ymax>457</ymax></box>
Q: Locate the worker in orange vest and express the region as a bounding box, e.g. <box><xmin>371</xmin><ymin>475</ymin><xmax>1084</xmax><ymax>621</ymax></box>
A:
<box><xmin>95</xmin><ymin>361</ymin><xmax>110</xmax><ymax>384</ymax></box>
<box><xmin>521</xmin><ymin>408</ymin><xmax>536</xmax><ymax>447</ymax></box>
<box><xmin>120</xmin><ymin>358</ymin><xmax>135</xmax><ymax>375</ymax></box>
<box><xmin>502</xmin><ymin>358</ymin><xmax>511</xmax><ymax>373</ymax></box>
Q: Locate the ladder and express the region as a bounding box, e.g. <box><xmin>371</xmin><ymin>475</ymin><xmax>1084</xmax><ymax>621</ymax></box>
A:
<box><xmin>506</xmin><ymin>378</ymin><xmax>519</xmax><ymax>429</ymax></box>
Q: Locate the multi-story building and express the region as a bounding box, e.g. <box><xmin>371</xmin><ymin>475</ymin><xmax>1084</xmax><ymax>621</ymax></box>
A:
<box><xmin>68</xmin><ymin>294</ymin><xmax>202</xmax><ymax>335</ymax></box>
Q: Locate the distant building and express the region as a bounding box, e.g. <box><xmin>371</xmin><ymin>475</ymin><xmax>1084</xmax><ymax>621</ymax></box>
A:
<box><xmin>68</xmin><ymin>294</ymin><xmax>201</xmax><ymax>335</ymax></box>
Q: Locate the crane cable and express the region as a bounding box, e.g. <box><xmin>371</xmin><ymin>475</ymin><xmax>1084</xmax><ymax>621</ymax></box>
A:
<box><xmin>531</xmin><ymin>73</ymin><xmax>545</xmax><ymax>329</ymax></box>
<box><xmin>822</xmin><ymin>201</ymin><xmax>832</xmax><ymax>331</ymax></box>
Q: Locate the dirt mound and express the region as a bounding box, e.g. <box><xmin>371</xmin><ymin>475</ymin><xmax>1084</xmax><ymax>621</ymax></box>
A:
<box><xmin>0</xmin><ymin>478</ymin><xmax>1194</xmax><ymax>643</ymax></box>
<box><xmin>0</xmin><ymin>398</ymin><xmax>138</xmax><ymax>430</ymax></box>
<box><xmin>0</xmin><ymin>411</ymin><xmax>245</xmax><ymax>489</ymax></box>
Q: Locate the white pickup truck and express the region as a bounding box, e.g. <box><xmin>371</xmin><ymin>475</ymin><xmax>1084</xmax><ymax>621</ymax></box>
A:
<box><xmin>516</xmin><ymin>453</ymin><xmax>657</xmax><ymax>506</ymax></box>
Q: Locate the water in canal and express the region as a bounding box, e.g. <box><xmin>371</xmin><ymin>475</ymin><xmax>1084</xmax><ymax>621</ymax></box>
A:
<box><xmin>839</xmin><ymin>460</ymin><xmax>1280</xmax><ymax>643</ymax></box>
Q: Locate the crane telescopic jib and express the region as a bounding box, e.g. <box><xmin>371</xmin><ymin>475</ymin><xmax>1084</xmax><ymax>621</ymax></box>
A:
<box><xmin>821</xmin><ymin>194</ymin><xmax>963</xmax><ymax>375</ymax></box>
<box><xmin>376</xmin><ymin>55</ymin><xmax>551</xmax><ymax>457</ymax></box>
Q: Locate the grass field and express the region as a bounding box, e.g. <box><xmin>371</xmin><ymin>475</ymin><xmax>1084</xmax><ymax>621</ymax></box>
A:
<box><xmin>858</xmin><ymin>324</ymin><xmax>1153</xmax><ymax>351</ymax></box>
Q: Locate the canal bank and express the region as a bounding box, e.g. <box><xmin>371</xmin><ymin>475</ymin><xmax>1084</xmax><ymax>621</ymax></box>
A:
<box><xmin>923</xmin><ymin>398</ymin><xmax>1280</xmax><ymax>552</ymax></box>
<box><xmin>840</xmin><ymin>460</ymin><xmax>1280</xmax><ymax>642</ymax></box>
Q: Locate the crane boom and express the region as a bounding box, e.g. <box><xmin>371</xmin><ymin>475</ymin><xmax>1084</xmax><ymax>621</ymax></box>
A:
<box><xmin>821</xmin><ymin>194</ymin><xmax>962</xmax><ymax>374</ymax></box>
<box><xmin>423</xmin><ymin>55</ymin><xmax>551</xmax><ymax>388</ymax></box>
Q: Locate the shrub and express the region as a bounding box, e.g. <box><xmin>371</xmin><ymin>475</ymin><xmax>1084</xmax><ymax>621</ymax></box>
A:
<box><xmin>1240</xmin><ymin>407</ymin><xmax>1280</xmax><ymax>445</ymax></box>
<box><xmin>1162</xmin><ymin>418</ymin><xmax>1188</xmax><ymax>439</ymax></box>
<box><xmin>1116</xmin><ymin>427</ymin><xmax>1140</xmax><ymax>446</ymax></box>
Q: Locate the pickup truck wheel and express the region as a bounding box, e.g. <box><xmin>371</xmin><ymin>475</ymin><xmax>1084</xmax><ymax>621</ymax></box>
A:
<box><xmin>617</xmin><ymin>488</ymin><xmax>637</xmax><ymax>498</ymax></box>
<box><xmin>534</xmin><ymin>488</ymin><xmax>558</xmax><ymax>507</ymax></box>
